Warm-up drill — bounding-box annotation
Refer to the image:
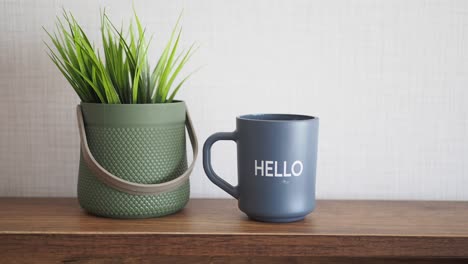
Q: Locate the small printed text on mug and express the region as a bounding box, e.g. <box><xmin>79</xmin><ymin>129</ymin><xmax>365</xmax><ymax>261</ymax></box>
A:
<box><xmin>255</xmin><ymin>160</ymin><xmax>303</xmax><ymax>177</ymax></box>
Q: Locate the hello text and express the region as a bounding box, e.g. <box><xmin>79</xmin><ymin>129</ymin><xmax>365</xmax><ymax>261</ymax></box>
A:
<box><xmin>254</xmin><ymin>160</ymin><xmax>303</xmax><ymax>177</ymax></box>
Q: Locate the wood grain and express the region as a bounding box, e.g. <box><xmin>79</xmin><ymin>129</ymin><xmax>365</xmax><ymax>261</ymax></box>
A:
<box><xmin>13</xmin><ymin>257</ymin><xmax>468</xmax><ymax>264</ymax></box>
<box><xmin>1</xmin><ymin>198</ymin><xmax>468</xmax><ymax>262</ymax></box>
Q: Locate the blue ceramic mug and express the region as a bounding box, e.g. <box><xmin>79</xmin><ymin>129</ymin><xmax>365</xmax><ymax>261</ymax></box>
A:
<box><xmin>203</xmin><ymin>114</ymin><xmax>319</xmax><ymax>222</ymax></box>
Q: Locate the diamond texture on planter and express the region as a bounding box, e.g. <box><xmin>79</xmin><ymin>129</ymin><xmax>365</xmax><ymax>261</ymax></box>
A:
<box><xmin>77</xmin><ymin>124</ymin><xmax>190</xmax><ymax>218</ymax></box>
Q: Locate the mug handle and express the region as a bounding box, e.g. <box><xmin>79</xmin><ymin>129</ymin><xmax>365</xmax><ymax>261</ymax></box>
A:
<box><xmin>203</xmin><ymin>132</ymin><xmax>239</xmax><ymax>199</ymax></box>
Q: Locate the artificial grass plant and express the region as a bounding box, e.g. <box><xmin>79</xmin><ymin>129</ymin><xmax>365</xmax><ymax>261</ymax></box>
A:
<box><xmin>44</xmin><ymin>9</ymin><xmax>196</xmax><ymax>104</ymax></box>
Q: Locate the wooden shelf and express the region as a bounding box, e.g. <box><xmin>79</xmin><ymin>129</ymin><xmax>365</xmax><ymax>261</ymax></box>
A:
<box><xmin>1</xmin><ymin>198</ymin><xmax>468</xmax><ymax>263</ymax></box>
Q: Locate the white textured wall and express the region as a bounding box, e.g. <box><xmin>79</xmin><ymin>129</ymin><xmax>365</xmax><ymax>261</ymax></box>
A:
<box><xmin>1</xmin><ymin>0</ymin><xmax>467</xmax><ymax>200</ymax></box>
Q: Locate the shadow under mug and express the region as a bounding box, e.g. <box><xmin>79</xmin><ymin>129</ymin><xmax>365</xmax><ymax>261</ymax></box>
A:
<box><xmin>203</xmin><ymin>114</ymin><xmax>319</xmax><ymax>223</ymax></box>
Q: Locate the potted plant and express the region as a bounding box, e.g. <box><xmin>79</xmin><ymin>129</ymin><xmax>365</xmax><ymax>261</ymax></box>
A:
<box><xmin>44</xmin><ymin>9</ymin><xmax>198</xmax><ymax>218</ymax></box>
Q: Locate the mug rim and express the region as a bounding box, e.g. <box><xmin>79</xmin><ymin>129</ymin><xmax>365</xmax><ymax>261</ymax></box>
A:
<box><xmin>237</xmin><ymin>113</ymin><xmax>318</xmax><ymax>122</ymax></box>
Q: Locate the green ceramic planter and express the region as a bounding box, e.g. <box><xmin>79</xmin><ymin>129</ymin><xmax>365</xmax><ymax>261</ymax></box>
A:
<box><xmin>77</xmin><ymin>102</ymin><xmax>197</xmax><ymax>218</ymax></box>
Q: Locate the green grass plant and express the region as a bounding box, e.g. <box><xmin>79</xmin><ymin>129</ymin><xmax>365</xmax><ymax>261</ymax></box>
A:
<box><xmin>44</xmin><ymin>9</ymin><xmax>196</xmax><ymax>104</ymax></box>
